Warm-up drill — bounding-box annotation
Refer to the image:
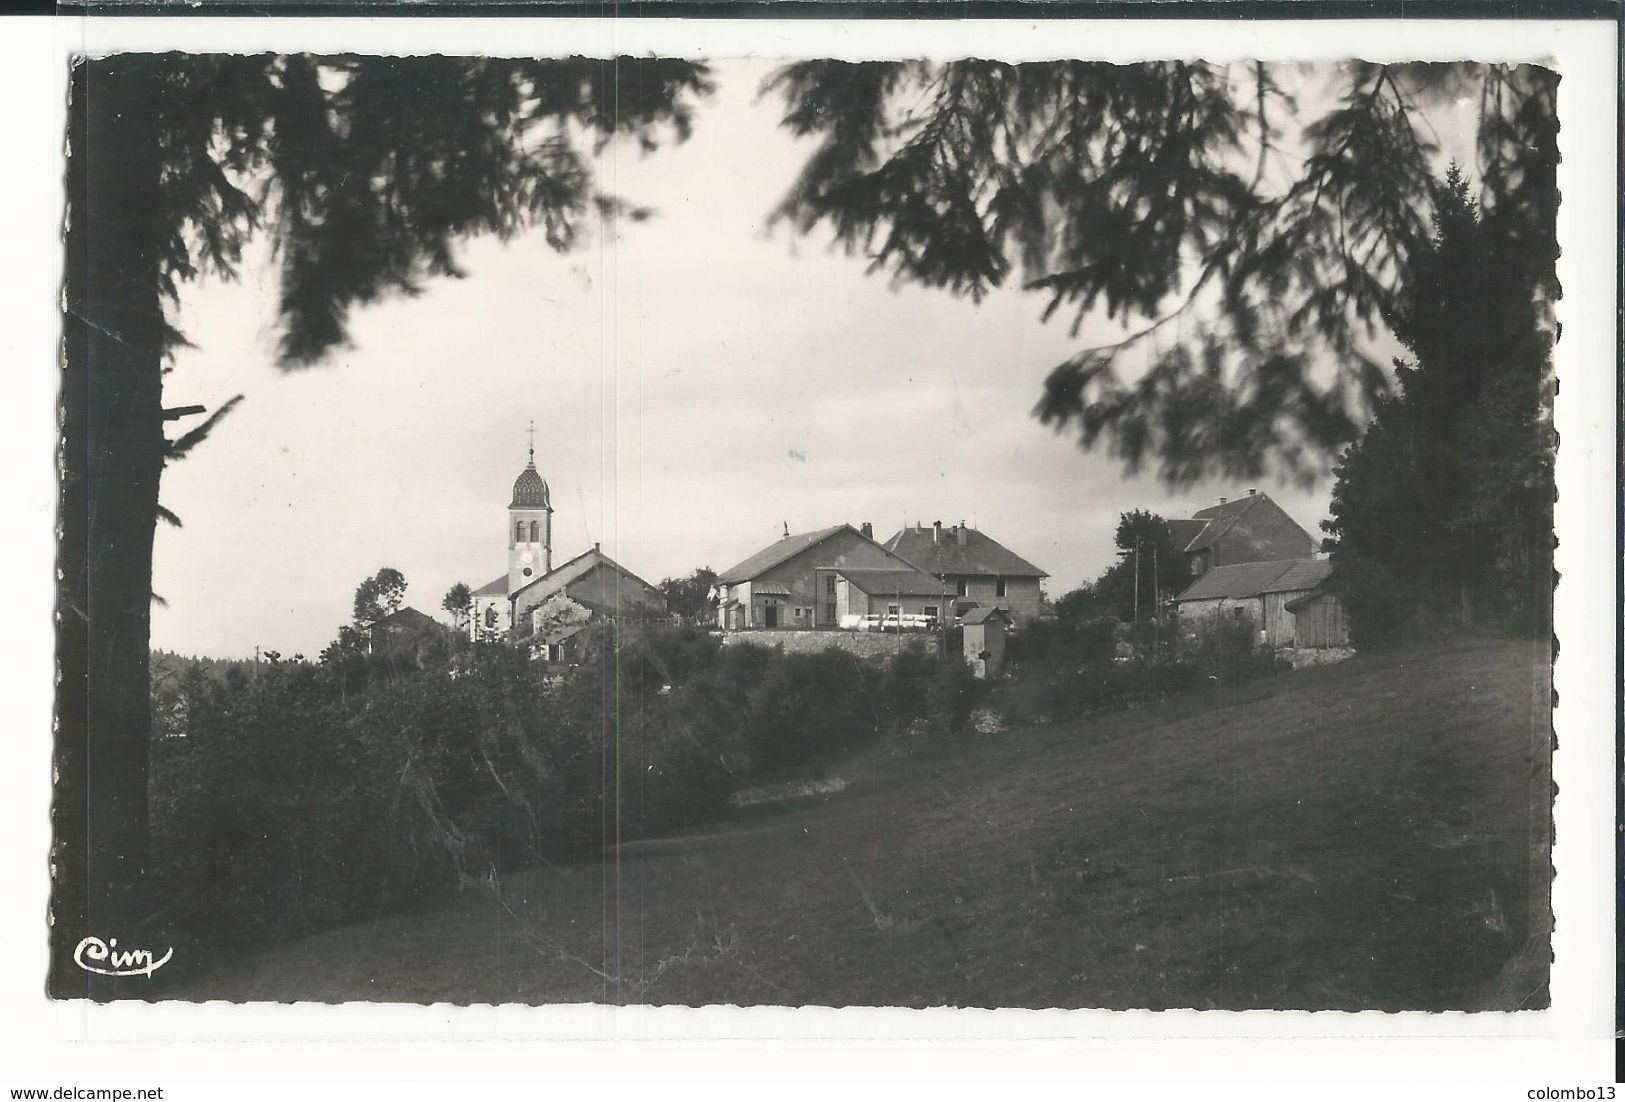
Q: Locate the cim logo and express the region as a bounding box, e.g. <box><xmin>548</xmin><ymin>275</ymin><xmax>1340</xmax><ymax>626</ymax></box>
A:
<box><xmin>73</xmin><ymin>936</ymin><xmax>173</xmax><ymax>978</ymax></box>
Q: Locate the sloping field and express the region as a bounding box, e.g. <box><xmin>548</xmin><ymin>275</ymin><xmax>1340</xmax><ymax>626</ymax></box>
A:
<box><xmin>176</xmin><ymin>637</ymin><xmax>1552</xmax><ymax>1009</ymax></box>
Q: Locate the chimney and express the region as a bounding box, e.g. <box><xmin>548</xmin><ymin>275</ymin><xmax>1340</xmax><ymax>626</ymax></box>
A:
<box><xmin>956</xmin><ymin>523</ymin><xmax>968</xmax><ymax>548</ymax></box>
<box><xmin>860</xmin><ymin>522</ymin><xmax>873</xmax><ymax>539</ymax></box>
<box><xmin>933</xmin><ymin>520</ymin><xmax>942</xmax><ymax>543</ymax></box>
<box><xmin>1248</xmin><ymin>487</ymin><xmax>1257</xmax><ymax>496</ymax></box>
<box><xmin>1218</xmin><ymin>497</ymin><xmax>1228</xmax><ymax>505</ymax></box>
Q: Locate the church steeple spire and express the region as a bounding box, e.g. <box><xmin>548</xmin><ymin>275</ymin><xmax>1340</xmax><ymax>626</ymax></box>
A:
<box><xmin>509</xmin><ymin>427</ymin><xmax>554</xmax><ymax>590</ymax></box>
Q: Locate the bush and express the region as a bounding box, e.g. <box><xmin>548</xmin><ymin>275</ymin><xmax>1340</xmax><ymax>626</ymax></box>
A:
<box><xmin>151</xmin><ymin>627</ymin><xmax>981</xmax><ymax>950</ymax></box>
<box><xmin>1006</xmin><ymin>616</ymin><xmax>1121</xmax><ymax>669</ymax></box>
<box><xmin>1180</xmin><ymin>614</ymin><xmax>1283</xmax><ymax>683</ymax></box>
<box><xmin>150</xmin><ymin>645</ymin><xmax>571</xmax><ymax>946</ymax></box>
<box><xmin>1334</xmin><ymin>555</ymin><xmax>1429</xmax><ymax>648</ymax></box>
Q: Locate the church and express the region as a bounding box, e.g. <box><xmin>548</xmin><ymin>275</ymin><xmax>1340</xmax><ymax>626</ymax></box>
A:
<box><xmin>469</xmin><ymin>440</ymin><xmax>669</xmax><ymax>649</ymax></box>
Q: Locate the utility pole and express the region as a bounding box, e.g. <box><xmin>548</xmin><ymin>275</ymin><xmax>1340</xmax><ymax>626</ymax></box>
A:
<box><xmin>1153</xmin><ymin>543</ymin><xmax>1160</xmax><ymax>617</ymax></box>
<box><xmin>1152</xmin><ymin>542</ymin><xmax>1160</xmax><ymax>663</ymax></box>
<box><xmin>1133</xmin><ymin>537</ymin><xmax>1141</xmax><ymax>623</ymax></box>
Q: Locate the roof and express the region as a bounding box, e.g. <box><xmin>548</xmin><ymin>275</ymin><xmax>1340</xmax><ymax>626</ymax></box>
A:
<box><xmin>510</xmin><ymin>456</ymin><xmax>551</xmax><ymax>509</ymax></box>
<box><xmin>1174</xmin><ymin>558</ymin><xmax>1333</xmax><ymax>602</ymax></box>
<box><xmin>1174</xmin><ymin>491</ymin><xmax>1314</xmax><ymax>556</ymax></box>
<box><xmin>1166</xmin><ymin>518</ymin><xmax>1208</xmax><ymax>550</ymax></box>
<box><xmin>1179</xmin><ymin>494</ymin><xmax>1266</xmax><ymax>553</ymax></box>
<box><xmin>717</xmin><ymin>525</ymin><xmax>848</xmax><ymax>584</ymax></box>
<box><xmin>370</xmin><ymin>606</ymin><xmax>448</xmax><ymax>633</ymax></box>
<box><xmin>543</xmin><ymin>622</ymin><xmax>591</xmax><ymax>646</ymax></box>
<box><xmin>509</xmin><ymin>545</ymin><xmax>661</xmax><ymax>606</ymax></box>
<box><xmin>472</xmin><ymin>573</ymin><xmax>508</xmax><ymax>597</ymax></box>
<box><xmin>836</xmin><ymin>568</ymin><xmax>950</xmax><ymax>596</ymax></box>
<box><xmin>883</xmin><ymin>524</ymin><xmax>1048</xmax><ymax>578</ymax></box>
<box><xmin>1267</xmin><ymin>559</ymin><xmax>1335</xmax><ymax>593</ymax></box>
<box><xmin>368</xmin><ymin>607</ymin><xmax>453</xmax><ymax>654</ymax></box>
<box><xmin>962</xmin><ymin>606</ymin><xmax>1012</xmax><ymax>625</ymax></box>
<box><xmin>1284</xmin><ymin>585</ymin><xmax>1340</xmax><ymax>613</ymax></box>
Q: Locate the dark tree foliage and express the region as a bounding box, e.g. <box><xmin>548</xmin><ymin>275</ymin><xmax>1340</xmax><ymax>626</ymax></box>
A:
<box><xmin>1052</xmin><ymin>583</ymin><xmax>1099</xmax><ymax>625</ymax></box>
<box><xmin>1090</xmin><ymin>510</ymin><xmax>1192</xmax><ymax>622</ymax></box>
<box><xmin>768</xmin><ymin>60</ymin><xmax>1557</xmax><ymax>485</ymax></box>
<box><xmin>442</xmin><ymin>581</ymin><xmax>474</xmax><ymax>634</ymax></box>
<box><xmin>1322</xmin><ymin>165</ymin><xmax>1555</xmax><ymax>641</ymax></box>
<box><xmin>658</xmin><ymin>566</ymin><xmax>720</xmax><ymax>622</ymax></box>
<box><xmin>58</xmin><ymin>53</ymin><xmax>710</xmax><ymax>996</ymax></box>
<box><xmin>353</xmin><ymin>566</ymin><xmax>408</xmax><ymax>625</ymax></box>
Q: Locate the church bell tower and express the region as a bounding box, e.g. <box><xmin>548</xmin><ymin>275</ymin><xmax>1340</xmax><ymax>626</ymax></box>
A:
<box><xmin>508</xmin><ymin>422</ymin><xmax>553</xmax><ymax>594</ymax></box>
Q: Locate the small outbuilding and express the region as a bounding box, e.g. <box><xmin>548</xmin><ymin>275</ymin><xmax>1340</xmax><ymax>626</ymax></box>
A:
<box><xmin>962</xmin><ymin>606</ymin><xmax>1012</xmax><ymax>680</ymax></box>
<box><xmin>1283</xmin><ymin>586</ymin><xmax>1350</xmax><ymax>648</ymax></box>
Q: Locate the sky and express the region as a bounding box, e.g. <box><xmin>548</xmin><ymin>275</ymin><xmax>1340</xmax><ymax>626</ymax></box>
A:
<box><xmin>152</xmin><ymin>57</ymin><xmax>1477</xmax><ymax>659</ymax></box>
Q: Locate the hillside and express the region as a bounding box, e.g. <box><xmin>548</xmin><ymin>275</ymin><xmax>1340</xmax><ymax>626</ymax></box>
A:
<box><xmin>173</xmin><ymin>637</ymin><xmax>1552</xmax><ymax>1010</ymax></box>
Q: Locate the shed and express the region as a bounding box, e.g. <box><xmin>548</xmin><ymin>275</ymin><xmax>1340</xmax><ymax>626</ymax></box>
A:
<box><xmin>1284</xmin><ymin>587</ymin><xmax>1350</xmax><ymax>648</ymax></box>
<box><xmin>962</xmin><ymin>606</ymin><xmax>1012</xmax><ymax>680</ymax></box>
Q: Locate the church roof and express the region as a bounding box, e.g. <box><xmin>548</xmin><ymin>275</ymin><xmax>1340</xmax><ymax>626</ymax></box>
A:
<box><xmin>472</xmin><ymin>574</ymin><xmax>508</xmax><ymax>597</ymax></box>
<box><xmin>508</xmin><ymin>545</ymin><xmax>665</xmax><ymax>609</ymax></box>
<box><xmin>510</xmin><ymin>456</ymin><xmax>551</xmax><ymax>509</ymax></box>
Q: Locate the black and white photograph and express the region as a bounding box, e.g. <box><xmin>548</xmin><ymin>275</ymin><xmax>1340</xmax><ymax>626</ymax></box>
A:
<box><xmin>8</xmin><ymin>8</ymin><xmax>1619</xmax><ymax>1089</ymax></box>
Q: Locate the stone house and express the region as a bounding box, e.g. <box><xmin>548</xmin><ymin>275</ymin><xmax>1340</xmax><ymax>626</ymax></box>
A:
<box><xmin>882</xmin><ymin>521</ymin><xmax>1048</xmax><ymax>626</ymax></box>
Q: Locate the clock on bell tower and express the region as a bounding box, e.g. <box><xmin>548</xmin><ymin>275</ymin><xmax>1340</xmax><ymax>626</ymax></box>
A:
<box><xmin>508</xmin><ymin>423</ymin><xmax>553</xmax><ymax>594</ymax></box>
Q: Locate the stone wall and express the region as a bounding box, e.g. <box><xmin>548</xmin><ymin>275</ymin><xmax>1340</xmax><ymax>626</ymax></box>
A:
<box><xmin>720</xmin><ymin>629</ymin><xmax>940</xmax><ymax>660</ymax></box>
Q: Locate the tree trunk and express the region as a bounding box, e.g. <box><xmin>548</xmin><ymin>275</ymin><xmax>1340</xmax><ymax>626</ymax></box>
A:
<box><xmin>53</xmin><ymin>57</ymin><xmax>169</xmax><ymax>999</ymax></box>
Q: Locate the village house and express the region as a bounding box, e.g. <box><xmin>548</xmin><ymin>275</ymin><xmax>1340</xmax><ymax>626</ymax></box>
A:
<box><xmin>714</xmin><ymin>523</ymin><xmax>929</xmax><ymax>629</ymax></box>
<box><xmin>883</xmin><ymin>521</ymin><xmax>1048</xmax><ymax>626</ymax></box>
<box><xmin>1172</xmin><ymin>558</ymin><xmax>1346</xmax><ymax>648</ymax></box>
<box><xmin>1166</xmin><ymin>489</ymin><xmax>1318</xmax><ymax>578</ymax></box>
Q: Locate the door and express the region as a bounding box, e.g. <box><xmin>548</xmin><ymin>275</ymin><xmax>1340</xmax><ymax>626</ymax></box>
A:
<box><xmin>764</xmin><ymin>601</ymin><xmax>778</xmax><ymax>628</ymax></box>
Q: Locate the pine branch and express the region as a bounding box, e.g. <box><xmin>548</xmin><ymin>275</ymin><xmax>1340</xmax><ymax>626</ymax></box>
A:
<box><xmin>165</xmin><ymin>394</ymin><xmax>245</xmax><ymax>462</ymax></box>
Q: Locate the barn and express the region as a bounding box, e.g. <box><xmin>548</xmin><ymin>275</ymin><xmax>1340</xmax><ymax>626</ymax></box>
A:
<box><xmin>1172</xmin><ymin>558</ymin><xmax>1335</xmax><ymax>647</ymax></box>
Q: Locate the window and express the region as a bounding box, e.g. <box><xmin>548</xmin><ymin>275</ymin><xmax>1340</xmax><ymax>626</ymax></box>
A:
<box><xmin>515</xmin><ymin>521</ymin><xmax>525</xmax><ymax>544</ymax></box>
<box><xmin>956</xmin><ymin>579</ymin><xmax>968</xmax><ymax>597</ymax></box>
<box><xmin>530</xmin><ymin>520</ymin><xmax>540</xmax><ymax>543</ymax></box>
<box><xmin>924</xmin><ymin>605</ymin><xmax>939</xmax><ymax>621</ymax></box>
<box><xmin>887</xmin><ymin>604</ymin><xmax>900</xmax><ymax>616</ymax></box>
<box><xmin>825</xmin><ymin>575</ymin><xmax>836</xmax><ymax>596</ymax></box>
<box><xmin>995</xmin><ymin>577</ymin><xmax>1007</xmax><ymax>598</ymax></box>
